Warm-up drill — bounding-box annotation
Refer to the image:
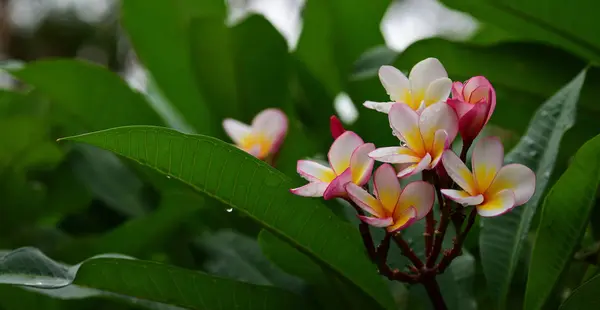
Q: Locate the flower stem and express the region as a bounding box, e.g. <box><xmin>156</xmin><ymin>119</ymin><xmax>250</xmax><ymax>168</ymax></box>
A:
<box><xmin>377</xmin><ymin>233</ymin><xmax>418</xmax><ymax>283</ymax></box>
<box><xmin>459</xmin><ymin>140</ymin><xmax>472</xmax><ymax>163</ymax></box>
<box><xmin>393</xmin><ymin>232</ymin><xmax>424</xmax><ymax>268</ymax></box>
<box><xmin>422</xmin><ymin>276</ymin><xmax>448</xmax><ymax>310</ymax></box>
<box><xmin>437</xmin><ymin>207</ymin><xmax>477</xmax><ymax>273</ymax></box>
<box><xmin>427</xmin><ymin>172</ymin><xmax>451</xmax><ymax>267</ymax></box>
<box><xmin>422</xmin><ymin>172</ymin><xmax>436</xmax><ymax>258</ymax></box>
<box><xmin>347</xmin><ymin>200</ymin><xmax>377</xmax><ymax>261</ymax></box>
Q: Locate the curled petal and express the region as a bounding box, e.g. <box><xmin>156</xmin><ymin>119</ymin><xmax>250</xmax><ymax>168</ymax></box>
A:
<box><xmin>397</xmin><ymin>153</ymin><xmax>431</xmax><ymax>178</ymax></box>
<box><xmin>472</xmin><ymin>137</ymin><xmax>504</xmax><ymax>193</ymax></box>
<box><xmin>451</xmin><ymin>81</ymin><xmax>464</xmax><ymax>100</ymax></box>
<box><xmin>409</xmin><ymin>58</ymin><xmax>448</xmax><ymax>94</ymax></box>
<box><xmin>328</xmin><ymin>131</ymin><xmax>364</xmax><ymax>174</ymax></box>
<box><xmin>350</xmin><ymin>143</ymin><xmax>376</xmax><ymax>186</ymax></box>
<box><xmin>363</xmin><ymin>101</ymin><xmax>395</xmax><ymax>114</ymax></box>
<box><xmin>297</xmin><ymin>160</ymin><xmax>336</xmax><ymax>183</ymax></box>
<box><xmin>441</xmin><ymin>150</ymin><xmax>477</xmax><ymax>195</ymax></box>
<box><xmin>446</xmin><ymin>98</ymin><xmax>475</xmax><ymax>119</ymax></box>
<box><xmin>389</xmin><ymin>103</ymin><xmax>425</xmax><ymax>154</ymax></box>
<box><xmin>463</xmin><ymin>76</ymin><xmax>492</xmax><ymax>103</ymax></box>
<box><xmin>359</xmin><ymin>215</ymin><xmax>394</xmax><ymax>228</ymax></box>
<box><xmin>251</xmin><ymin>108</ymin><xmax>288</xmax><ymax>153</ymax></box>
<box><xmin>345</xmin><ymin>183</ymin><xmax>385</xmax><ymax>217</ymax></box>
<box><xmin>387</xmin><ymin>207</ymin><xmax>417</xmax><ymax>232</ymax></box>
<box><xmin>223</xmin><ymin>119</ymin><xmax>251</xmax><ymax>145</ymax></box>
<box><xmin>290</xmin><ymin>182</ymin><xmax>329</xmax><ymax>197</ymax></box>
<box><xmin>323</xmin><ymin>169</ymin><xmax>352</xmax><ymax>200</ymax></box>
<box><xmin>373</xmin><ymin>164</ymin><xmax>402</xmax><ymax>214</ymax></box>
<box><xmin>369</xmin><ymin>147</ymin><xmax>420</xmax><ymax>164</ymax></box>
<box><xmin>441</xmin><ymin>189</ymin><xmax>484</xmax><ymax>206</ymax></box>
<box><xmin>486</xmin><ymin>164</ymin><xmax>536</xmax><ymax>206</ymax></box>
<box><xmin>419</xmin><ymin>102</ymin><xmax>458</xmax><ymax>150</ymax></box>
<box><xmin>430</xmin><ymin>129</ymin><xmax>448</xmax><ymax>168</ymax></box>
<box><xmin>395</xmin><ymin>181</ymin><xmax>434</xmax><ymax>219</ymax></box>
<box><xmin>477</xmin><ymin>189</ymin><xmax>515</xmax><ymax>217</ymax></box>
<box><xmin>329</xmin><ymin>115</ymin><xmax>346</xmax><ymax>139</ymax></box>
<box><xmin>424</xmin><ymin>77</ymin><xmax>452</xmax><ymax>106</ymax></box>
<box><xmin>457</xmin><ymin>98</ymin><xmax>492</xmax><ymax>145</ymax></box>
<box><xmin>378</xmin><ymin>65</ymin><xmax>409</xmax><ymax>102</ymax></box>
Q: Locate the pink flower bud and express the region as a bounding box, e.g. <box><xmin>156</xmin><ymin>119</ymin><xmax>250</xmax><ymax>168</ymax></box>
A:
<box><xmin>447</xmin><ymin>76</ymin><xmax>496</xmax><ymax>147</ymax></box>
<box><xmin>329</xmin><ymin>115</ymin><xmax>346</xmax><ymax>139</ymax></box>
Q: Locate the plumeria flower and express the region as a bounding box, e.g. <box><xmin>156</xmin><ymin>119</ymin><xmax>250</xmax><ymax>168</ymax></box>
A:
<box><xmin>363</xmin><ymin>58</ymin><xmax>452</xmax><ymax>113</ymax></box>
<box><xmin>223</xmin><ymin>108</ymin><xmax>288</xmax><ymax>160</ymax></box>
<box><xmin>329</xmin><ymin>115</ymin><xmax>346</xmax><ymax>139</ymax></box>
<box><xmin>369</xmin><ymin>102</ymin><xmax>458</xmax><ymax>178</ymax></box>
<box><xmin>345</xmin><ymin>164</ymin><xmax>434</xmax><ymax>232</ymax></box>
<box><xmin>441</xmin><ymin>137</ymin><xmax>535</xmax><ymax>217</ymax></box>
<box><xmin>291</xmin><ymin>131</ymin><xmax>375</xmax><ymax>199</ymax></box>
<box><xmin>447</xmin><ymin>76</ymin><xmax>496</xmax><ymax>147</ymax></box>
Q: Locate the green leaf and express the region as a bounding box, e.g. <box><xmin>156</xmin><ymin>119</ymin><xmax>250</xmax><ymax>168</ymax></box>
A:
<box><xmin>121</xmin><ymin>0</ymin><xmax>213</xmax><ymax>134</ymax></box>
<box><xmin>525</xmin><ymin>133</ymin><xmax>600</xmax><ymax>310</ymax></box>
<box><xmin>7</xmin><ymin>60</ymin><xmax>164</xmax><ymax>133</ymax></box>
<box><xmin>75</xmin><ymin>258</ymin><xmax>307</xmax><ymax>310</ymax></box>
<box><xmin>560</xmin><ymin>273</ymin><xmax>600</xmax><ymax>309</ymax></box>
<box><xmin>440</xmin><ymin>0</ymin><xmax>600</xmax><ymax>63</ymax></box>
<box><xmin>59</xmin><ymin>125</ymin><xmax>396</xmax><ymax>310</ymax></box>
<box><xmin>479</xmin><ymin>69</ymin><xmax>587</xmax><ymax>307</ymax></box>
<box><xmin>196</xmin><ymin>229</ymin><xmax>304</xmax><ymax>293</ymax></box>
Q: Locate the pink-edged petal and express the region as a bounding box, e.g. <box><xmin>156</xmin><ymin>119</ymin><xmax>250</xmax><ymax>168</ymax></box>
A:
<box><xmin>329</xmin><ymin>115</ymin><xmax>346</xmax><ymax>139</ymax></box>
<box><xmin>323</xmin><ymin>169</ymin><xmax>352</xmax><ymax>200</ymax></box>
<box><xmin>457</xmin><ymin>98</ymin><xmax>492</xmax><ymax>145</ymax></box>
<box><xmin>419</xmin><ymin>102</ymin><xmax>458</xmax><ymax>151</ymax></box>
<box><xmin>395</xmin><ymin>181</ymin><xmax>434</xmax><ymax>219</ymax></box>
<box><xmin>363</xmin><ymin>101</ymin><xmax>395</xmax><ymax>114</ymax></box>
<box><xmin>246</xmin><ymin>144</ymin><xmax>263</xmax><ymax>158</ymax></box>
<box><xmin>424</xmin><ymin>77</ymin><xmax>452</xmax><ymax>106</ymax></box>
<box><xmin>476</xmin><ymin>189</ymin><xmax>516</xmax><ymax>217</ymax></box>
<box><xmin>345</xmin><ymin>183</ymin><xmax>385</xmax><ymax>217</ymax></box>
<box><xmin>486</xmin><ymin>164</ymin><xmax>536</xmax><ymax>206</ymax></box>
<box><xmin>462</xmin><ymin>76</ymin><xmax>492</xmax><ymax>104</ymax></box>
<box><xmin>378</xmin><ymin>65</ymin><xmax>409</xmax><ymax>102</ymax></box>
<box><xmin>397</xmin><ymin>153</ymin><xmax>431</xmax><ymax>178</ymax></box>
<box><xmin>369</xmin><ymin>146</ymin><xmax>420</xmax><ymax>164</ymax></box>
<box><xmin>350</xmin><ymin>143</ymin><xmax>375</xmax><ymax>186</ymax></box>
<box><xmin>373</xmin><ymin>164</ymin><xmax>402</xmax><ymax>214</ymax></box>
<box><xmin>446</xmin><ymin>98</ymin><xmax>475</xmax><ymax>119</ymax></box>
<box><xmin>472</xmin><ymin>137</ymin><xmax>504</xmax><ymax>193</ymax></box>
<box><xmin>297</xmin><ymin>160</ymin><xmax>336</xmax><ymax>183</ymax></box>
<box><xmin>359</xmin><ymin>215</ymin><xmax>394</xmax><ymax>228</ymax></box>
<box><xmin>388</xmin><ymin>103</ymin><xmax>425</xmax><ymax>154</ymax></box>
<box><xmin>430</xmin><ymin>129</ymin><xmax>448</xmax><ymax>168</ymax></box>
<box><xmin>223</xmin><ymin>118</ymin><xmax>251</xmax><ymax>145</ymax></box>
<box><xmin>387</xmin><ymin>207</ymin><xmax>417</xmax><ymax>232</ymax></box>
<box><xmin>408</xmin><ymin>58</ymin><xmax>448</xmax><ymax>94</ymax></box>
<box><xmin>441</xmin><ymin>150</ymin><xmax>477</xmax><ymax>195</ymax></box>
<box><xmin>451</xmin><ymin>81</ymin><xmax>464</xmax><ymax>100</ymax></box>
<box><xmin>441</xmin><ymin>189</ymin><xmax>484</xmax><ymax>206</ymax></box>
<box><xmin>290</xmin><ymin>182</ymin><xmax>329</xmax><ymax>197</ymax></box>
<box><xmin>251</xmin><ymin>108</ymin><xmax>288</xmax><ymax>141</ymax></box>
<box><xmin>328</xmin><ymin>131</ymin><xmax>364</xmax><ymax>174</ymax></box>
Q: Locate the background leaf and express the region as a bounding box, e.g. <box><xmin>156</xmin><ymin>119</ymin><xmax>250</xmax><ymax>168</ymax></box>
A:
<box><xmin>559</xmin><ymin>273</ymin><xmax>600</xmax><ymax>309</ymax></box>
<box><xmin>525</xmin><ymin>133</ymin><xmax>600</xmax><ymax>310</ymax></box>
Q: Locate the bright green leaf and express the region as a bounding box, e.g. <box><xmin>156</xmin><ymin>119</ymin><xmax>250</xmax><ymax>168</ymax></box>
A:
<box><xmin>59</xmin><ymin>125</ymin><xmax>396</xmax><ymax>309</ymax></box>
<box><xmin>525</xmin><ymin>133</ymin><xmax>600</xmax><ymax>310</ymax></box>
<box><xmin>479</xmin><ymin>69</ymin><xmax>587</xmax><ymax>307</ymax></box>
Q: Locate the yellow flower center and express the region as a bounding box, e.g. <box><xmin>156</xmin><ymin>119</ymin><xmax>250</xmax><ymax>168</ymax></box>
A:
<box><xmin>240</xmin><ymin>133</ymin><xmax>272</xmax><ymax>159</ymax></box>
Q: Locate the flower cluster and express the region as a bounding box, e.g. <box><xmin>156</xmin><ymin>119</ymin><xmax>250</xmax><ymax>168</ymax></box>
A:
<box><xmin>292</xmin><ymin>57</ymin><xmax>535</xmax><ymax>231</ymax></box>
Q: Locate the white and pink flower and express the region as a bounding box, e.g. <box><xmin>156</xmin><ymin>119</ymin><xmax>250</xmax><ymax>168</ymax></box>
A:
<box><xmin>441</xmin><ymin>137</ymin><xmax>535</xmax><ymax>217</ymax></box>
<box><xmin>345</xmin><ymin>164</ymin><xmax>434</xmax><ymax>232</ymax></box>
<box><xmin>223</xmin><ymin>108</ymin><xmax>288</xmax><ymax>160</ymax></box>
<box><xmin>291</xmin><ymin>131</ymin><xmax>375</xmax><ymax>200</ymax></box>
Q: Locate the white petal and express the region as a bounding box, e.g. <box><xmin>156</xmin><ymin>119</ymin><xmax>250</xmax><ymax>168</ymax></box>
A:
<box><xmin>441</xmin><ymin>150</ymin><xmax>477</xmax><ymax>195</ymax></box>
<box><xmin>369</xmin><ymin>147</ymin><xmax>420</xmax><ymax>164</ymax></box>
<box><xmin>389</xmin><ymin>103</ymin><xmax>425</xmax><ymax>154</ymax></box>
<box><xmin>251</xmin><ymin>108</ymin><xmax>288</xmax><ymax>152</ymax></box>
<box><xmin>359</xmin><ymin>215</ymin><xmax>394</xmax><ymax>228</ymax></box>
<box><xmin>350</xmin><ymin>143</ymin><xmax>375</xmax><ymax>186</ymax></box>
<box><xmin>378</xmin><ymin>65</ymin><xmax>409</xmax><ymax>102</ymax></box>
<box><xmin>396</xmin><ymin>181</ymin><xmax>435</xmax><ymax>219</ymax></box>
<box><xmin>486</xmin><ymin>164</ymin><xmax>536</xmax><ymax>206</ymax></box>
<box><xmin>397</xmin><ymin>153</ymin><xmax>431</xmax><ymax>178</ymax></box>
<box><xmin>424</xmin><ymin>77</ymin><xmax>452</xmax><ymax>106</ymax></box>
<box><xmin>223</xmin><ymin>119</ymin><xmax>251</xmax><ymax>145</ymax></box>
<box><xmin>328</xmin><ymin>131</ymin><xmax>364</xmax><ymax>174</ymax></box>
<box><xmin>373</xmin><ymin>164</ymin><xmax>402</xmax><ymax>213</ymax></box>
<box><xmin>409</xmin><ymin>58</ymin><xmax>448</xmax><ymax>94</ymax></box>
<box><xmin>477</xmin><ymin>189</ymin><xmax>516</xmax><ymax>217</ymax></box>
<box><xmin>346</xmin><ymin>183</ymin><xmax>384</xmax><ymax>217</ymax></box>
<box><xmin>472</xmin><ymin>137</ymin><xmax>504</xmax><ymax>193</ymax></box>
<box><xmin>419</xmin><ymin>102</ymin><xmax>458</xmax><ymax>150</ymax></box>
<box><xmin>297</xmin><ymin>160</ymin><xmax>336</xmax><ymax>183</ymax></box>
<box><xmin>363</xmin><ymin>101</ymin><xmax>395</xmax><ymax>114</ymax></box>
<box><xmin>290</xmin><ymin>182</ymin><xmax>328</xmax><ymax>197</ymax></box>
<box><xmin>441</xmin><ymin>189</ymin><xmax>484</xmax><ymax>206</ymax></box>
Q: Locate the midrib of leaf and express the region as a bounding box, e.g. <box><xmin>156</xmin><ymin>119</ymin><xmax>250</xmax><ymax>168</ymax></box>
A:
<box><xmin>479</xmin><ymin>68</ymin><xmax>586</xmax><ymax>306</ymax></box>
<box><xmin>60</xmin><ymin>126</ymin><xmax>394</xmax><ymax>310</ymax></box>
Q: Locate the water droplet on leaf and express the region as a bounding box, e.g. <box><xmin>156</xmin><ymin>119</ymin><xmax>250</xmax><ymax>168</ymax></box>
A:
<box><xmin>226</xmin><ymin>208</ymin><xmax>233</xmax><ymax>213</ymax></box>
